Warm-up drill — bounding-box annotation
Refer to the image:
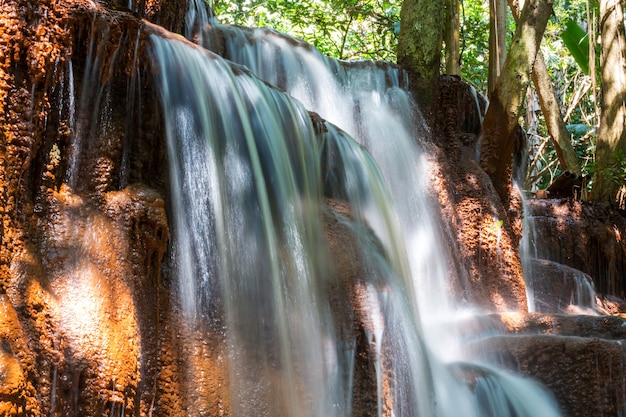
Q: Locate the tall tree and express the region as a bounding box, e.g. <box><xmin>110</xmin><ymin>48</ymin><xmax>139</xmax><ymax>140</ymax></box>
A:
<box><xmin>488</xmin><ymin>0</ymin><xmax>508</xmax><ymax>94</ymax></box>
<box><xmin>479</xmin><ymin>0</ymin><xmax>554</xmax><ymax>203</ymax></box>
<box><xmin>590</xmin><ymin>0</ymin><xmax>626</xmax><ymax>203</ymax></box>
<box><xmin>445</xmin><ymin>0</ymin><xmax>461</xmax><ymax>75</ymax></box>
<box><xmin>397</xmin><ymin>0</ymin><xmax>446</xmax><ymax>107</ymax></box>
<box><xmin>508</xmin><ymin>0</ymin><xmax>582</xmax><ymax>177</ymax></box>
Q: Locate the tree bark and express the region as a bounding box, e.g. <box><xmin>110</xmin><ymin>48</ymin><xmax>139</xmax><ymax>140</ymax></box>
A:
<box><xmin>532</xmin><ymin>54</ymin><xmax>582</xmax><ymax>176</ymax></box>
<box><xmin>590</xmin><ymin>0</ymin><xmax>626</xmax><ymax>203</ymax></box>
<box><xmin>445</xmin><ymin>0</ymin><xmax>461</xmax><ymax>75</ymax></box>
<box><xmin>488</xmin><ymin>0</ymin><xmax>508</xmax><ymax>94</ymax></box>
<box><xmin>398</xmin><ymin>0</ymin><xmax>445</xmax><ymax>108</ymax></box>
<box><xmin>479</xmin><ymin>0</ymin><xmax>554</xmax><ymax>204</ymax></box>
<box><xmin>508</xmin><ymin>0</ymin><xmax>582</xmax><ymax>177</ymax></box>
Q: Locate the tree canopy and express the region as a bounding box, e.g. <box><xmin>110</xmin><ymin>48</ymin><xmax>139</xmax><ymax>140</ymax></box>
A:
<box><xmin>213</xmin><ymin>0</ymin><xmax>402</xmax><ymax>60</ymax></box>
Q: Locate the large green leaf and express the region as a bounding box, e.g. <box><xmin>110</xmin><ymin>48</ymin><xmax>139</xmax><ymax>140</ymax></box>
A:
<box><xmin>566</xmin><ymin>123</ymin><xmax>593</xmax><ymax>136</ymax></box>
<box><xmin>561</xmin><ymin>19</ymin><xmax>590</xmax><ymax>74</ymax></box>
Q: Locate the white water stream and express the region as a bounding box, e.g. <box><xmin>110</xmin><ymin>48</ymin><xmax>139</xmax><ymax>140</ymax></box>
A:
<box><xmin>148</xmin><ymin>10</ymin><xmax>564</xmax><ymax>417</ymax></box>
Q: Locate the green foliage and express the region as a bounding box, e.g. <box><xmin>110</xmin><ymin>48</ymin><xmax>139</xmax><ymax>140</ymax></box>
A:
<box><xmin>561</xmin><ymin>19</ymin><xmax>590</xmax><ymax>74</ymax></box>
<box><xmin>458</xmin><ymin>0</ymin><xmax>489</xmax><ymax>91</ymax></box>
<box><xmin>213</xmin><ymin>0</ymin><xmax>401</xmax><ymax>60</ymax></box>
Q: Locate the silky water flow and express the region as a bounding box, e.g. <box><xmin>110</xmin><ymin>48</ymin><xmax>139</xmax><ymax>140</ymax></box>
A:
<box><xmin>519</xmin><ymin>189</ymin><xmax>598</xmax><ymax>314</ymax></box>
<box><xmin>148</xmin><ymin>13</ymin><xmax>565</xmax><ymax>417</ymax></box>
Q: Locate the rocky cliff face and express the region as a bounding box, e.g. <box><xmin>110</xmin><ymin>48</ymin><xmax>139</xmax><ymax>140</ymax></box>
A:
<box><xmin>0</xmin><ymin>2</ymin><xmax>180</xmax><ymax>414</ymax></box>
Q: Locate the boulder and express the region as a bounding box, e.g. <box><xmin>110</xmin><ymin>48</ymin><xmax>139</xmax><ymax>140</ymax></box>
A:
<box><xmin>467</xmin><ymin>312</ymin><xmax>626</xmax><ymax>417</ymax></box>
<box><xmin>524</xmin><ymin>258</ymin><xmax>597</xmax><ymax>314</ymax></box>
<box><xmin>471</xmin><ymin>334</ymin><xmax>626</xmax><ymax>417</ymax></box>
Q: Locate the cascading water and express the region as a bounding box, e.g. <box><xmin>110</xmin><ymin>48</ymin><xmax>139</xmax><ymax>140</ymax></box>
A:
<box><xmin>151</xmin><ymin>37</ymin><xmax>338</xmax><ymax>416</ymax></box>
<box><xmin>216</xmin><ymin>24</ymin><xmax>458</xmax><ymax>357</ymax></box>
<box><xmin>519</xmin><ymin>190</ymin><xmax>598</xmax><ymax>314</ymax></box>
<box><xmin>210</xmin><ymin>22</ymin><xmax>561</xmax><ymax>416</ymax></box>
<box><xmin>64</xmin><ymin>16</ymin><xmax>127</xmax><ymax>194</ymax></box>
<box><xmin>147</xmin><ymin>8</ymin><xmax>565</xmax><ymax>417</ymax></box>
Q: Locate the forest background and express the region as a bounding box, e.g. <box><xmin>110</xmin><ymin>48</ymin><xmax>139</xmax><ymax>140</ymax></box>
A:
<box><xmin>211</xmin><ymin>0</ymin><xmax>625</xmax><ymax>205</ymax></box>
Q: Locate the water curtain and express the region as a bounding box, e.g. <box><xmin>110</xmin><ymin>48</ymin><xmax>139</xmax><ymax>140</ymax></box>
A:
<box><xmin>148</xmin><ymin>14</ymin><xmax>564</xmax><ymax>417</ymax></box>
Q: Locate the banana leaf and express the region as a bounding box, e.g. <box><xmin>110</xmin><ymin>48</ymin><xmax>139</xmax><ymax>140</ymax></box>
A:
<box><xmin>561</xmin><ymin>19</ymin><xmax>590</xmax><ymax>75</ymax></box>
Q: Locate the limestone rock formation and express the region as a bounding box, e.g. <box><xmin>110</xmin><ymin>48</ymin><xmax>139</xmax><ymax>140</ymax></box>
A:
<box><xmin>525</xmin><ymin>258</ymin><xmax>597</xmax><ymax>313</ymax></box>
<box><xmin>526</xmin><ymin>198</ymin><xmax>626</xmax><ymax>299</ymax></box>
<box><xmin>0</xmin><ymin>1</ymin><xmax>178</xmax><ymax>414</ymax></box>
<box><xmin>469</xmin><ymin>312</ymin><xmax>626</xmax><ymax>417</ymax></box>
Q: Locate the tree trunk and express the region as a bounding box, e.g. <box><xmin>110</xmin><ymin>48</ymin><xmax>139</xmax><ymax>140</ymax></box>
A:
<box><xmin>508</xmin><ymin>0</ymin><xmax>582</xmax><ymax>177</ymax></box>
<box><xmin>590</xmin><ymin>0</ymin><xmax>626</xmax><ymax>203</ymax></box>
<box><xmin>397</xmin><ymin>0</ymin><xmax>445</xmax><ymax>108</ymax></box>
<box><xmin>488</xmin><ymin>0</ymin><xmax>508</xmax><ymax>94</ymax></box>
<box><xmin>445</xmin><ymin>0</ymin><xmax>461</xmax><ymax>75</ymax></box>
<box><xmin>532</xmin><ymin>54</ymin><xmax>582</xmax><ymax>176</ymax></box>
<box><xmin>479</xmin><ymin>0</ymin><xmax>554</xmax><ymax>204</ymax></box>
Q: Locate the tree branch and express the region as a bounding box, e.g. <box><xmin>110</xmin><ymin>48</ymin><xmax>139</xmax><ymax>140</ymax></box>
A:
<box><xmin>479</xmin><ymin>0</ymin><xmax>554</xmax><ymax>204</ymax></box>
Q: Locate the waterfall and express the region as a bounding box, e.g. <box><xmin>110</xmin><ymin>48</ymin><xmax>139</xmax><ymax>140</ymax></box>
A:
<box><xmin>151</xmin><ymin>36</ymin><xmax>339</xmax><ymax>416</ymax></box>
<box><xmin>149</xmin><ymin>12</ymin><xmax>564</xmax><ymax>417</ymax></box>
<box><xmin>519</xmin><ymin>190</ymin><xmax>598</xmax><ymax>314</ymax></box>
<box><xmin>519</xmin><ymin>186</ymin><xmax>539</xmax><ymax>312</ymax></box>
<box><xmin>217</xmin><ymin>23</ymin><xmax>457</xmax><ymax>355</ymax></box>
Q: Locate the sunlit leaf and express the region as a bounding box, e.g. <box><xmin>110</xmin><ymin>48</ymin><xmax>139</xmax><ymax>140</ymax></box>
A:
<box><xmin>561</xmin><ymin>19</ymin><xmax>590</xmax><ymax>74</ymax></box>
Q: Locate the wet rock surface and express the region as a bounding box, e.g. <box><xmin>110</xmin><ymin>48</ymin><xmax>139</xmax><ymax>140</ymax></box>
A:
<box><xmin>323</xmin><ymin>200</ymin><xmax>396</xmax><ymax>417</ymax></box>
<box><xmin>526</xmin><ymin>198</ymin><xmax>626</xmax><ymax>299</ymax></box>
<box><xmin>468</xmin><ymin>311</ymin><xmax>626</xmax><ymax>339</ymax></box>
<box><xmin>472</xmin><ymin>333</ymin><xmax>626</xmax><ymax>417</ymax></box>
<box><xmin>466</xmin><ymin>312</ymin><xmax>626</xmax><ymax>417</ymax></box>
<box><xmin>430</xmin><ymin>75</ymin><xmax>528</xmax><ymax>312</ymax></box>
<box><xmin>0</xmin><ymin>296</ymin><xmax>33</xmax><ymax>415</ymax></box>
<box><xmin>524</xmin><ymin>258</ymin><xmax>597</xmax><ymax>314</ymax></box>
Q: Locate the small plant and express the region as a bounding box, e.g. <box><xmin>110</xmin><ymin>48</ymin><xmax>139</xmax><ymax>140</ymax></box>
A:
<box><xmin>602</xmin><ymin>149</ymin><xmax>626</xmax><ymax>186</ymax></box>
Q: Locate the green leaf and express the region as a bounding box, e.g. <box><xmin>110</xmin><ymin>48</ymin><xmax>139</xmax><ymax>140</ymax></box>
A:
<box><xmin>566</xmin><ymin>123</ymin><xmax>592</xmax><ymax>136</ymax></box>
<box><xmin>561</xmin><ymin>19</ymin><xmax>589</xmax><ymax>74</ymax></box>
